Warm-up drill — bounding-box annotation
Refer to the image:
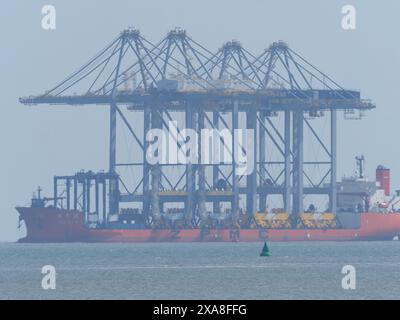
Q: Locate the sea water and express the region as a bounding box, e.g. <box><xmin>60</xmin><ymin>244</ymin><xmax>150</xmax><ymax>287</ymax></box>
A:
<box><xmin>0</xmin><ymin>242</ymin><xmax>399</xmax><ymax>300</ymax></box>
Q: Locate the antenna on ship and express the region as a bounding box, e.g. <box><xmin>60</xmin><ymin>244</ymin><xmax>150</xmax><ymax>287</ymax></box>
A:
<box><xmin>355</xmin><ymin>155</ymin><xmax>365</xmax><ymax>179</ymax></box>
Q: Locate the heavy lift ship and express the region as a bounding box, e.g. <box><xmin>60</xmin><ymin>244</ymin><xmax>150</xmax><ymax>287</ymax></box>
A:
<box><xmin>16</xmin><ymin>157</ymin><xmax>400</xmax><ymax>242</ymax></box>
<box><xmin>15</xmin><ymin>29</ymin><xmax>400</xmax><ymax>242</ymax></box>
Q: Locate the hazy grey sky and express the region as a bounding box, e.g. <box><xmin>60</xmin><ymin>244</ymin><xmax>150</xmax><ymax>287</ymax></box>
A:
<box><xmin>1</xmin><ymin>0</ymin><xmax>399</xmax><ymax>241</ymax></box>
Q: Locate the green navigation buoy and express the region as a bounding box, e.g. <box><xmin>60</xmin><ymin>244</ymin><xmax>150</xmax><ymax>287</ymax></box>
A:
<box><xmin>260</xmin><ymin>242</ymin><xmax>271</xmax><ymax>257</ymax></box>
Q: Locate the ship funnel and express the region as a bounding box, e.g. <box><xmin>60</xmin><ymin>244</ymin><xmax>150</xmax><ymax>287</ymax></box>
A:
<box><xmin>376</xmin><ymin>165</ymin><xmax>390</xmax><ymax>196</ymax></box>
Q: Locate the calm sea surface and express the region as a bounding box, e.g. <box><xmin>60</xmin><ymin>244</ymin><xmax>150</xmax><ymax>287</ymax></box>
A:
<box><xmin>0</xmin><ymin>242</ymin><xmax>399</xmax><ymax>300</ymax></box>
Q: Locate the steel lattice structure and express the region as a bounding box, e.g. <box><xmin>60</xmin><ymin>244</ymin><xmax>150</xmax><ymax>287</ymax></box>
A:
<box><xmin>20</xmin><ymin>28</ymin><xmax>375</xmax><ymax>229</ymax></box>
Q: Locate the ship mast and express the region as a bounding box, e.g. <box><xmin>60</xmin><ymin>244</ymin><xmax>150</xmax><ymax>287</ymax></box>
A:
<box><xmin>355</xmin><ymin>155</ymin><xmax>365</xmax><ymax>179</ymax></box>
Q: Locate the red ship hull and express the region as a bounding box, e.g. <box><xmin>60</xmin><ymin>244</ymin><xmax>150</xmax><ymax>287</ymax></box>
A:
<box><xmin>16</xmin><ymin>207</ymin><xmax>400</xmax><ymax>242</ymax></box>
